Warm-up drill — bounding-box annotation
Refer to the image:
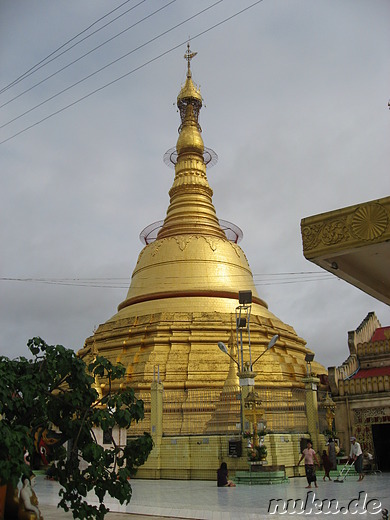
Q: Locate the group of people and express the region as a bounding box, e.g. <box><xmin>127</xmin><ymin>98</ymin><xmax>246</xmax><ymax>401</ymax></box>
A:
<box><xmin>217</xmin><ymin>436</ymin><xmax>365</xmax><ymax>489</ymax></box>
<box><xmin>298</xmin><ymin>436</ymin><xmax>365</xmax><ymax>488</ymax></box>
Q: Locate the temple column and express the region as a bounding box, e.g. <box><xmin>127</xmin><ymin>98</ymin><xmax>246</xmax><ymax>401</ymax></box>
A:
<box><xmin>146</xmin><ymin>379</ymin><xmax>164</xmax><ymax>478</ymax></box>
<box><xmin>150</xmin><ymin>380</ymin><xmax>164</xmax><ymax>445</ymax></box>
<box><xmin>302</xmin><ymin>375</ymin><xmax>321</xmax><ymax>451</ymax></box>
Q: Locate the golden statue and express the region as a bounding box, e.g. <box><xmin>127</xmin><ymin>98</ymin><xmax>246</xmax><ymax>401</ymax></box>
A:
<box><xmin>18</xmin><ymin>474</ymin><xmax>43</xmax><ymax>520</ymax></box>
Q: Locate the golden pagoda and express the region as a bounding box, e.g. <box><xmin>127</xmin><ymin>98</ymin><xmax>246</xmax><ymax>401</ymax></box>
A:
<box><xmin>80</xmin><ymin>45</ymin><xmax>325</xmax><ymax>441</ymax></box>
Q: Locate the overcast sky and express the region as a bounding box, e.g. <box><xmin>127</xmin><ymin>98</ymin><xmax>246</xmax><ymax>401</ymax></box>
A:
<box><xmin>1</xmin><ymin>0</ymin><xmax>389</xmax><ymax>370</ymax></box>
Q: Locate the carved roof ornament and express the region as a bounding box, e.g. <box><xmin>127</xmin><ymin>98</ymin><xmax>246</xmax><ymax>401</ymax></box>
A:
<box><xmin>351</xmin><ymin>203</ymin><xmax>388</xmax><ymax>240</ymax></box>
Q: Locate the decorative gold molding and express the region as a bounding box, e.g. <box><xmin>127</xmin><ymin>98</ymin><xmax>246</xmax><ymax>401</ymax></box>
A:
<box><xmin>351</xmin><ymin>203</ymin><xmax>388</xmax><ymax>240</ymax></box>
<box><xmin>301</xmin><ymin>197</ymin><xmax>390</xmax><ymax>257</ymax></box>
<box><xmin>139</xmin><ymin>235</ymin><xmax>246</xmax><ymax>255</ymax></box>
<box><xmin>175</xmin><ymin>236</ymin><xmax>192</xmax><ymax>251</ymax></box>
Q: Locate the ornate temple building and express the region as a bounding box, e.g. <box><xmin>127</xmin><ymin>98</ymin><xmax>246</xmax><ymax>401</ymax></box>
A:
<box><xmin>328</xmin><ymin>313</ymin><xmax>390</xmax><ymax>472</ymax></box>
<box><xmin>80</xmin><ymin>47</ymin><xmax>327</xmax><ymax>479</ymax></box>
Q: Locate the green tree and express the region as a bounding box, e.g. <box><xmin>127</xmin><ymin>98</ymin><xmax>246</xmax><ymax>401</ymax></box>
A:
<box><xmin>0</xmin><ymin>337</ymin><xmax>153</xmax><ymax>519</ymax></box>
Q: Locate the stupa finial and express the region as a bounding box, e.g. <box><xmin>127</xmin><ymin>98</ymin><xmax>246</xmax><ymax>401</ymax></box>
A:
<box><xmin>184</xmin><ymin>42</ymin><xmax>197</xmax><ymax>78</ymax></box>
<box><xmin>156</xmin><ymin>46</ymin><xmax>225</xmax><ymax>241</ymax></box>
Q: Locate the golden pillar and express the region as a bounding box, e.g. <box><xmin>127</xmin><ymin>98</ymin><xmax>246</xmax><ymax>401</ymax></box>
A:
<box><xmin>302</xmin><ymin>375</ymin><xmax>321</xmax><ymax>450</ymax></box>
<box><xmin>150</xmin><ymin>379</ymin><xmax>163</xmax><ymax>445</ymax></box>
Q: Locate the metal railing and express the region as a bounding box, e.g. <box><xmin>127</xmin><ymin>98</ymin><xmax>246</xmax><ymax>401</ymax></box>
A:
<box><xmin>128</xmin><ymin>386</ymin><xmax>308</xmax><ymax>436</ymax></box>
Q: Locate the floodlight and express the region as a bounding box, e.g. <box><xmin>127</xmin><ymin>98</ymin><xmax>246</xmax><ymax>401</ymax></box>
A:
<box><xmin>236</xmin><ymin>317</ymin><xmax>247</xmax><ymax>329</ymax></box>
<box><xmin>238</xmin><ymin>290</ymin><xmax>252</xmax><ymax>305</ymax></box>
<box><xmin>305</xmin><ymin>353</ymin><xmax>315</xmax><ymax>363</ymax></box>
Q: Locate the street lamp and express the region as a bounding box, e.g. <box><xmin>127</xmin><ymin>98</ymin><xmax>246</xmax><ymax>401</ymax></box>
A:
<box><xmin>218</xmin><ymin>291</ymin><xmax>280</xmax><ymax>440</ymax></box>
<box><xmin>218</xmin><ymin>334</ymin><xmax>279</xmax><ymax>436</ymax></box>
<box><xmin>251</xmin><ymin>335</ymin><xmax>279</xmax><ymax>368</ymax></box>
<box><xmin>217</xmin><ymin>341</ymin><xmax>239</xmax><ymax>367</ymax></box>
<box><xmin>218</xmin><ymin>335</ymin><xmax>278</xmax><ymax>370</ymax></box>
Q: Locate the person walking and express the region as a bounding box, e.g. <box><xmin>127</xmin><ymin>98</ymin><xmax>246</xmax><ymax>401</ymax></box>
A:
<box><xmin>298</xmin><ymin>440</ymin><xmax>320</xmax><ymax>488</ymax></box>
<box><xmin>349</xmin><ymin>436</ymin><xmax>364</xmax><ymax>481</ymax></box>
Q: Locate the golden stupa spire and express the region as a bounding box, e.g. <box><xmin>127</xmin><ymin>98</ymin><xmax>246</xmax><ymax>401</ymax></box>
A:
<box><xmin>157</xmin><ymin>45</ymin><xmax>225</xmax><ymax>240</ymax></box>
<box><xmin>116</xmin><ymin>45</ymin><xmax>268</xmax><ymax>313</ymax></box>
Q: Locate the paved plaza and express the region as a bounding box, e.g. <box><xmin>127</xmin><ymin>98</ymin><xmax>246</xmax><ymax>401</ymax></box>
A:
<box><xmin>34</xmin><ymin>472</ymin><xmax>390</xmax><ymax>519</ymax></box>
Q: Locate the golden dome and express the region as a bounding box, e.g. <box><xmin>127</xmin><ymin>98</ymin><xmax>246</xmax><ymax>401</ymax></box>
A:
<box><xmin>177</xmin><ymin>70</ymin><xmax>202</xmax><ymax>106</ymax></box>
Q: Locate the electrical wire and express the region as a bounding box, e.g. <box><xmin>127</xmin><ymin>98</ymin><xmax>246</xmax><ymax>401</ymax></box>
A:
<box><xmin>0</xmin><ymin>0</ymin><xmax>143</xmax><ymax>95</ymax></box>
<box><xmin>0</xmin><ymin>0</ymin><xmax>264</xmax><ymax>146</ymax></box>
<box><xmin>0</xmin><ymin>0</ymin><xmax>220</xmax><ymax>130</ymax></box>
<box><xmin>0</xmin><ymin>0</ymin><xmax>176</xmax><ymax>110</ymax></box>
<box><xmin>0</xmin><ymin>272</ymin><xmax>336</xmax><ymax>290</ymax></box>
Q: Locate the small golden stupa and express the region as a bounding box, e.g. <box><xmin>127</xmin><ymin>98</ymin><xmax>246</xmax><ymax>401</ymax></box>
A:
<box><xmin>81</xmin><ymin>46</ymin><xmax>324</xmax><ymax>426</ymax></box>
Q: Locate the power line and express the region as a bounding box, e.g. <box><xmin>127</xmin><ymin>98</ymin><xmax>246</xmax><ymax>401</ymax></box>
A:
<box><xmin>0</xmin><ymin>272</ymin><xmax>336</xmax><ymax>290</ymax></box>
<box><xmin>0</xmin><ymin>0</ymin><xmax>218</xmax><ymax>130</ymax></box>
<box><xmin>0</xmin><ymin>0</ymin><xmax>264</xmax><ymax>146</ymax></box>
<box><xmin>0</xmin><ymin>0</ymin><xmax>143</xmax><ymax>95</ymax></box>
<box><xmin>0</xmin><ymin>0</ymin><xmax>176</xmax><ymax>111</ymax></box>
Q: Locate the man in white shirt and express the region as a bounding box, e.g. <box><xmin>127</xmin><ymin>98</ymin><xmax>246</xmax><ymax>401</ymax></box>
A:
<box><xmin>349</xmin><ymin>436</ymin><xmax>364</xmax><ymax>481</ymax></box>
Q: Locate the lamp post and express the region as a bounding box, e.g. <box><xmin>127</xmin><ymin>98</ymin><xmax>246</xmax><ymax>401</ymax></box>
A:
<box><xmin>236</xmin><ymin>290</ymin><xmax>253</xmax><ymax>371</ymax></box>
<box><xmin>218</xmin><ymin>291</ymin><xmax>279</xmax><ymax>438</ymax></box>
